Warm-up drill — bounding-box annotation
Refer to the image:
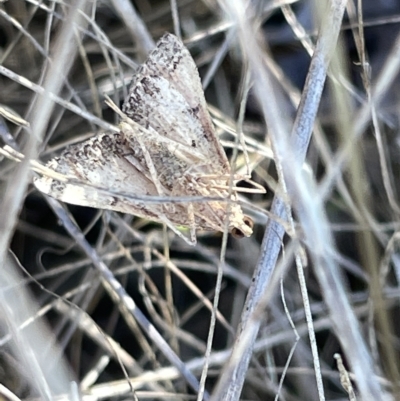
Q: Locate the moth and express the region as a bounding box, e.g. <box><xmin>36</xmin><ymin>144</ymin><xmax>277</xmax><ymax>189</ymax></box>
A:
<box><xmin>34</xmin><ymin>33</ymin><xmax>264</xmax><ymax>245</ymax></box>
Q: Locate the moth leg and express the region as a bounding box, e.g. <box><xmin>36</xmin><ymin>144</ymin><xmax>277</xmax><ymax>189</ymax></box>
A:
<box><xmin>201</xmin><ymin>183</ymin><xmax>264</xmax><ymax>194</ymax></box>
<box><xmin>196</xmin><ymin>174</ymin><xmax>266</xmax><ymax>194</ymax></box>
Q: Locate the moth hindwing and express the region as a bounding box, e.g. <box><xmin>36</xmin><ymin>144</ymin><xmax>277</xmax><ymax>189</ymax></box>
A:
<box><xmin>34</xmin><ymin>33</ymin><xmax>257</xmax><ymax>244</ymax></box>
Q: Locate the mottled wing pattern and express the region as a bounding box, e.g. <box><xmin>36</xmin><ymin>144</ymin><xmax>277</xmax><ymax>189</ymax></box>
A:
<box><xmin>34</xmin><ymin>34</ymin><xmax>254</xmax><ymax>239</ymax></box>
<box><xmin>33</xmin><ymin>129</ymin><xmax>247</xmax><ymax>234</ymax></box>
<box><xmin>34</xmin><ymin>131</ymin><xmax>162</xmax><ymax>221</ymax></box>
<box><xmin>122</xmin><ymin>33</ymin><xmax>230</xmax><ymax>174</ymax></box>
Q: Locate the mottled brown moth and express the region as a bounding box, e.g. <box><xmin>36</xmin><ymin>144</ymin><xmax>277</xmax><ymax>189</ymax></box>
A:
<box><xmin>34</xmin><ymin>33</ymin><xmax>264</xmax><ymax>245</ymax></box>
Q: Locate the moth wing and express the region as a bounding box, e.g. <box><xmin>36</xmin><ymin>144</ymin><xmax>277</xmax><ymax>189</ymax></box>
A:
<box><xmin>34</xmin><ymin>131</ymin><xmax>163</xmax><ymax>220</ymax></box>
<box><xmin>34</xmin><ymin>130</ymin><xmax>252</xmax><ymax>238</ymax></box>
<box><xmin>122</xmin><ymin>33</ymin><xmax>230</xmax><ymax>173</ymax></box>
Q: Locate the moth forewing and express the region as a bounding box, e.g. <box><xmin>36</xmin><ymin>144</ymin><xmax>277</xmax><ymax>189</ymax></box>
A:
<box><xmin>122</xmin><ymin>33</ymin><xmax>230</xmax><ymax>173</ymax></box>
<box><xmin>34</xmin><ymin>33</ymin><xmax>262</xmax><ymax>243</ymax></box>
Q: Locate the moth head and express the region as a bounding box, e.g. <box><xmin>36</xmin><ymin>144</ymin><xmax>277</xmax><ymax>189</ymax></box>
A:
<box><xmin>230</xmin><ymin>215</ymin><xmax>254</xmax><ymax>239</ymax></box>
